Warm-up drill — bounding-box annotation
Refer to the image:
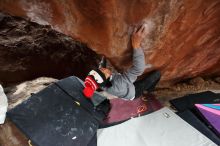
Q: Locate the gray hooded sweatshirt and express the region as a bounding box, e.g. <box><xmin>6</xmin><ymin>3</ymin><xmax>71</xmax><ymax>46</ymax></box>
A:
<box><xmin>104</xmin><ymin>48</ymin><xmax>145</xmax><ymax>100</ymax></box>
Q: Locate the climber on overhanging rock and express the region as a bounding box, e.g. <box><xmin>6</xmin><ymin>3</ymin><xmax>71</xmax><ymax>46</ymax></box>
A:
<box><xmin>82</xmin><ymin>24</ymin><xmax>161</xmax><ymax>100</ymax></box>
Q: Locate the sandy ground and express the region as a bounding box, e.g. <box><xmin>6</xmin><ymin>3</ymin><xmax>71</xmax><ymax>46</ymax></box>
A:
<box><xmin>0</xmin><ymin>76</ymin><xmax>220</xmax><ymax>146</ymax></box>
<box><xmin>154</xmin><ymin>77</ymin><xmax>220</xmax><ymax>107</ymax></box>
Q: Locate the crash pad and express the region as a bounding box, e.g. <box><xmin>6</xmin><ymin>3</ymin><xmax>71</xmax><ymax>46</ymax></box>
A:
<box><xmin>7</xmin><ymin>76</ymin><xmax>109</xmax><ymax>146</ymax></box>
<box><xmin>97</xmin><ymin>107</ymin><xmax>217</xmax><ymax>146</ymax></box>
<box><xmin>177</xmin><ymin>110</ymin><xmax>220</xmax><ymax>145</ymax></box>
<box><xmin>170</xmin><ymin>91</ymin><xmax>220</xmax><ymax>112</ymax></box>
<box><xmin>103</xmin><ymin>93</ymin><xmax>162</xmax><ymax>125</ymax></box>
<box><xmin>195</xmin><ymin>104</ymin><xmax>220</xmax><ymax>137</ymax></box>
<box><xmin>55</xmin><ymin>76</ymin><xmax>110</xmax><ymax>120</ymax></box>
<box><xmin>0</xmin><ymin>84</ymin><xmax>8</xmax><ymax>124</ymax></box>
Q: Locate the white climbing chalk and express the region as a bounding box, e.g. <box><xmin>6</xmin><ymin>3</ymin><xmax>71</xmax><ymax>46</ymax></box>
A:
<box><xmin>72</xmin><ymin>136</ymin><xmax>77</xmax><ymax>140</ymax></box>
<box><xmin>142</xmin><ymin>19</ymin><xmax>155</xmax><ymax>35</ymax></box>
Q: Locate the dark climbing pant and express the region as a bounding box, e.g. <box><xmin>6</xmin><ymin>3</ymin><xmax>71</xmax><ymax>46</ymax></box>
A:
<box><xmin>134</xmin><ymin>70</ymin><xmax>161</xmax><ymax>98</ymax></box>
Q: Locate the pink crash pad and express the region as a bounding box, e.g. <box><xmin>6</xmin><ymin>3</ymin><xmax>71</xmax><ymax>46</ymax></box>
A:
<box><xmin>103</xmin><ymin>93</ymin><xmax>162</xmax><ymax>124</ymax></box>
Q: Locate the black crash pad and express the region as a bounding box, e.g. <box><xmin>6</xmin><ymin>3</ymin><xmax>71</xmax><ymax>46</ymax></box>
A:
<box><xmin>170</xmin><ymin>91</ymin><xmax>220</xmax><ymax>112</ymax></box>
<box><xmin>55</xmin><ymin>76</ymin><xmax>109</xmax><ymax>121</ymax></box>
<box><xmin>177</xmin><ymin>110</ymin><xmax>220</xmax><ymax>145</ymax></box>
<box><xmin>7</xmin><ymin>76</ymin><xmax>109</xmax><ymax>146</ymax></box>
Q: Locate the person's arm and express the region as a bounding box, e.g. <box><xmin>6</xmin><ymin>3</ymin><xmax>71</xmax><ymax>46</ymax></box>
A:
<box><xmin>122</xmin><ymin>48</ymin><xmax>145</xmax><ymax>83</ymax></box>
<box><xmin>122</xmin><ymin>25</ymin><xmax>147</xmax><ymax>83</ymax></box>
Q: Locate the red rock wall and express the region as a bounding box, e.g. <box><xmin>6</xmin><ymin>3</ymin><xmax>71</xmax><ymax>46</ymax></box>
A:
<box><xmin>1</xmin><ymin>0</ymin><xmax>220</xmax><ymax>83</ymax></box>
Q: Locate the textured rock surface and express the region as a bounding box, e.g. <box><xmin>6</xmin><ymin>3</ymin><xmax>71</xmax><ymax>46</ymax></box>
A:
<box><xmin>0</xmin><ymin>0</ymin><xmax>220</xmax><ymax>83</ymax></box>
<box><xmin>5</xmin><ymin>77</ymin><xmax>58</xmax><ymax>109</ymax></box>
<box><xmin>0</xmin><ymin>13</ymin><xmax>99</xmax><ymax>85</ymax></box>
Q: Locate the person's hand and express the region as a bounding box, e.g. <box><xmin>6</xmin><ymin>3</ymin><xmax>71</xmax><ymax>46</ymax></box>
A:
<box><xmin>131</xmin><ymin>24</ymin><xmax>147</xmax><ymax>49</ymax></box>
